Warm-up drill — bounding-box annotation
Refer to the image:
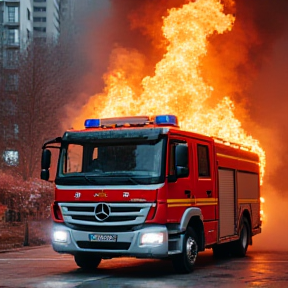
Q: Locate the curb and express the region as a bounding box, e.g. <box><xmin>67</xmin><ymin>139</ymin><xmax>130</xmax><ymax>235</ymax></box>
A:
<box><xmin>0</xmin><ymin>244</ymin><xmax>51</xmax><ymax>254</ymax></box>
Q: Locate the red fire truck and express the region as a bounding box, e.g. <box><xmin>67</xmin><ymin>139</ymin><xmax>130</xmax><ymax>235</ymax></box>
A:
<box><xmin>41</xmin><ymin>114</ymin><xmax>261</xmax><ymax>273</ymax></box>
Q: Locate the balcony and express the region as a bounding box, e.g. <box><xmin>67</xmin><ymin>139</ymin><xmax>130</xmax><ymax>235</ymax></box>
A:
<box><xmin>3</xmin><ymin>21</ymin><xmax>19</xmax><ymax>27</ymax></box>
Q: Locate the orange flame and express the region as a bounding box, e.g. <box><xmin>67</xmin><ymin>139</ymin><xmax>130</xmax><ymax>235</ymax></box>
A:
<box><xmin>74</xmin><ymin>0</ymin><xmax>266</xmax><ymax>184</ymax></box>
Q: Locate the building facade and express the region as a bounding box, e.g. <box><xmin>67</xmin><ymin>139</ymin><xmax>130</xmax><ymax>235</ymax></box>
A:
<box><xmin>0</xmin><ymin>0</ymin><xmax>32</xmax><ymax>68</ymax></box>
<box><xmin>0</xmin><ymin>0</ymin><xmax>33</xmax><ymax>166</ymax></box>
<box><xmin>33</xmin><ymin>0</ymin><xmax>60</xmax><ymax>40</ymax></box>
<box><xmin>0</xmin><ymin>0</ymin><xmax>61</xmax><ymax>168</ymax></box>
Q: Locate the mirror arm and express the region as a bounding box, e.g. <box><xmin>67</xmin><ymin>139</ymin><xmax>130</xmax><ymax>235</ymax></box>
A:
<box><xmin>42</xmin><ymin>137</ymin><xmax>62</xmax><ymax>149</ymax></box>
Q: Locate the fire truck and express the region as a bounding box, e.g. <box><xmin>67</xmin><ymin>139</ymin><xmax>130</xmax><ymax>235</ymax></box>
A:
<box><xmin>41</xmin><ymin>114</ymin><xmax>262</xmax><ymax>273</ymax></box>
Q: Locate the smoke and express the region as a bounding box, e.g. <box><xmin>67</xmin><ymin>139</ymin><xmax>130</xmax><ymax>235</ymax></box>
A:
<box><xmin>202</xmin><ymin>0</ymin><xmax>288</xmax><ymax>187</ymax></box>
<box><xmin>199</xmin><ymin>0</ymin><xmax>288</xmax><ymax>249</ymax></box>
<box><xmin>66</xmin><ymin>0</ymin><xmax>288</xmax><ymax>249</ymax></box>
<box><xmin>252</xmin><ymin>184</ymin><xmax>288</xmax><ymax>251</ymax></box>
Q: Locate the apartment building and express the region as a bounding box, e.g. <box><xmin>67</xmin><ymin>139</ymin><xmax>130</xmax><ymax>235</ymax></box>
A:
<box><xmin>0</xmin><ymin>0</ymin><xmax>32</xmax><ymax>67</ymax></box>
<box><xmin>33</xmin><ymin>0</ymin><xmax>60</xmax><ymax>40</ymax></box>
<box><xmin>0</xmin><ymin>0</ymin><xmax>61</xmax><ymax>68</ymax></box>
<box><xmin>0</xmin><ymin>0</ymin><xmax>62</xmax><ymax>167</ymax></box>
<box><xmin>0</xmin><ymin>0</ymin><xmax>32</xmax><ymax>166</ymax></box>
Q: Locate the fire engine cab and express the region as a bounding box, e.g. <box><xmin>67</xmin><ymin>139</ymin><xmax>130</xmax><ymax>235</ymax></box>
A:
<box><xmin>41</xmin><ymin>114</ymin><xmax>261</xmax><ymax>273</ymax></box>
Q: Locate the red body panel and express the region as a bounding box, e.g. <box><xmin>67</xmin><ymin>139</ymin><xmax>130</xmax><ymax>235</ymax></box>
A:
<box><xmin>215</xmin><ymin>144</ymin><xmax>259</xmax><ymax>173</ymax></box>
<box><xmin>55</xmin><ymin>187</ymin><xmax>158</xmax><ymax>203</ymax></box>
<box><xmin>53</xmin><ymin>122</ymin><xmax>261</xmax><ymax>248</ymax></box>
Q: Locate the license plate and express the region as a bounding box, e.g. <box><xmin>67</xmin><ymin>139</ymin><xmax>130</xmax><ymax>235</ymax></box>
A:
<box><xmin>89</xmin><ymin>234</ymin><xmax>117</xmax><ymax>242</ymax></box>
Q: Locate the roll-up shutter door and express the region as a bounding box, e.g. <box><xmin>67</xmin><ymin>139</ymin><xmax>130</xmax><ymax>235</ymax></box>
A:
<box><xmin>218</xmin><ymin>169</ymin><xmax>235</xmax><ymax>238</ymax></box>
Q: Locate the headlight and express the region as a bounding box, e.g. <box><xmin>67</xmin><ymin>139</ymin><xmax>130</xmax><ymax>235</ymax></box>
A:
<box><xmin>141</xmin><ymin>232</ymin><xmax>164</xmax><ymax>245</ymax></box>
<box><xmin>53</xmin><ymin>230</ymin><xmax>69</xmax><ymax>243</ymax></box>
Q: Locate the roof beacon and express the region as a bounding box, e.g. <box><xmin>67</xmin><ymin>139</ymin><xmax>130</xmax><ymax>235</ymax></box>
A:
<box><xmin>155</xmin><ymin>115</ymin><xmax>179</xmax><ymax>127</ymax></box>
<box><xmin>84</xmin><ymin>119</ymin><xmax>100</xmax><ymax>128</ymax></box>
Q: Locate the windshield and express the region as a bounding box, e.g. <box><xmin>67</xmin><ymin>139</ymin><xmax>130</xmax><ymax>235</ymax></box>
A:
<box><xmin>56</xmin><ymin>138</ymin><xmax>166</xmax><ymax>185</ymax></box>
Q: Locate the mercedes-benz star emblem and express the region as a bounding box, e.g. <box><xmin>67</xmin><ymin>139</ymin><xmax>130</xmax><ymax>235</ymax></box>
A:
<box><xmin>95</xmin><ymin>203</ymin><xmax>110</xmax><ymax>221</ymax></box>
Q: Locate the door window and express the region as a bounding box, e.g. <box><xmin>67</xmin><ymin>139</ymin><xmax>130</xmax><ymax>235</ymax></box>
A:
<box><xmin>197</xmin><ymin>144</ymin><xmax>210</xmax><ymax>177</ymax></box>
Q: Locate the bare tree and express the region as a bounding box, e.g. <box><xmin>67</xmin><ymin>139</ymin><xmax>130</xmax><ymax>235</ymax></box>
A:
<box><xmin>0</xmin><ymin>37</ymin><xmax>81</xmax><ymax>180</ymax></box>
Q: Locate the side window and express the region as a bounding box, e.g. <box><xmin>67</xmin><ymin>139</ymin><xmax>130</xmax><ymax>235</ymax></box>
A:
<box><xmin>64</xmin><ymin>144</ymin><xmax>83</xmax><ymax>174</ymax></box>
<box><xmin>197</xmin><ymin>144</ymin><xmax>210</xmax><ymax>177</ymax></box>
<box><xmin>87</xmin><ymin>147</ymin><xmax>101</xmax><ymax>172</ymax></box>
<box><xmin>168</xmin><ymin>141</ymin><xmax>189</xmax><ymax>178</ymax></box>
<box><xmin>92</xmin><ymin>147</ymin><xmax>98</xmax><ymax>159</ymax></box>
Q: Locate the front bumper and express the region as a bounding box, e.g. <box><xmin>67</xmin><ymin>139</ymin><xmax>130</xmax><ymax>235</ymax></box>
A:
<box><xmin>52</xmin><ymin>223</ymin><xmax>169</xmax><ymax>258</ymax></box>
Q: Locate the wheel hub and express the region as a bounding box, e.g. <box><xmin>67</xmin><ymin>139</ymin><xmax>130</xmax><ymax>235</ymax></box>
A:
<box><xmin>186</xmin><ymin>237</ymin><xmax>198</xmax><ymax>264</ymax></box>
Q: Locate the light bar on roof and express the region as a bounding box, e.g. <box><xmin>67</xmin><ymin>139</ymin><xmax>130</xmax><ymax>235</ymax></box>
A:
<box><xmin>84</xmin><ymin>119</ymin><xmax>101</xmax><ymax>128</ymax></box>
<box><xmin>84</xmin><ymin>116</ymin><xmax>150</xmax><ymax>128</ymax></box>
<box><xmin>84</xmin><ymin>115</ymin><xmax>179</xmax><ymax>128</ymax></box>
<box><xmin>101</xmin><ymin>116</ymin><xmax>150</xmax><ymax>126</ymax></box>
<box><xmin>154</xmin><ymin>115</ymin><xmax>178</xmax><ymax>126</ymax></box>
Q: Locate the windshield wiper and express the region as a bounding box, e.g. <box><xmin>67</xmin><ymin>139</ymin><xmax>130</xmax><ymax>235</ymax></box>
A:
<box><xmin>93</xmin><ymin>172</ymin><xmax>141</xmax><ymax>185</ymax></box>
<box><xmin>84</xmin><ymin>175</ymin><xmax>100</xmax><ymax>184</ymax></box>
<box><xmin>126</xmin><ymin>177</ymin><xmax>140</xmax><ymax>185</ymax></box>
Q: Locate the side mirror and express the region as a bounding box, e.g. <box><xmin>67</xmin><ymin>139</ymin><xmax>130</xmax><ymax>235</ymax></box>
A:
<box><xmin>41</xmin><ymin>149</ymin><xmax>51</xmax><ymax>170</ymax></box>
<box><xmin>41</xmin><ymin>169</ymin><xmax>50</xmax><ymax>181</ymax></box>
<box><xmin>41</xmin><ymin>149</ymin><xmax>51</xmax><ymax>181</ymax></box>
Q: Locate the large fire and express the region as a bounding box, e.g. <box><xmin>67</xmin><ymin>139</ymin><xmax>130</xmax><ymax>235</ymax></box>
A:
<box><xmin>74</xmin><ymin>0</ymin><xmax>266</xmax><ymax>183</ymax></box>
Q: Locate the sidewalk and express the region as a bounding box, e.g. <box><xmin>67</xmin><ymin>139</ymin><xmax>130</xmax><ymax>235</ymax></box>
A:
<box><xmin>0</xmin><ymin>244</ymin><xmax>51</xmax><ymax>254</ymax></box>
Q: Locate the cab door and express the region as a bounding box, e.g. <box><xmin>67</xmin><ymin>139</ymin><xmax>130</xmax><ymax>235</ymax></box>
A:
<box><xmin>166</xmin><ymin>136</ymin><xmax>195</xmax><ymax>223</ymax></box>
<box><xmin>192</xmin><ymin>139</ymin><xmax>216</xmax><ymax>221</ymax></box>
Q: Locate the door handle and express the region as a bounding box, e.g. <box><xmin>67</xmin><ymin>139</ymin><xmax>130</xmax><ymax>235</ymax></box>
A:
<box><xmin>206</xmin><ymin>190</ymin><xmax>212</xmax><ymax>198</ymax></box>
<box><xmin>185</xmin><ymin>190</ymin><xmax>191</xmax><ymax>198</ymax></box>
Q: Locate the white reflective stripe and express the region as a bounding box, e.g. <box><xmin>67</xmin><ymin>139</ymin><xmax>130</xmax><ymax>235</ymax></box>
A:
<box><xmin>56</xmin><ymin>183</ymin><xmax>165</xmax><ymax>191</ymax></box>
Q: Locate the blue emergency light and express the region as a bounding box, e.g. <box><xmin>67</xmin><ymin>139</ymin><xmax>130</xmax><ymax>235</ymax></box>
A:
<box><xmin>84</xmin><ymin>114</ymin><xmax>179</xmax><ymax>128</ymax></box>
<box><xmin>84</xmin><ymin>119</ymin><xmax>101</xmax><ymax>128</ymax></box>
<box><xmin>154</xmin><ymin>115</ymin><xmax>178</xmax><ymax>126</ymax></box>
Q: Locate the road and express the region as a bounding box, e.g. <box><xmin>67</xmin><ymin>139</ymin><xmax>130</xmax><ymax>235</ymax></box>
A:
<box><xmin>0</xmin><ymin>246</ymin><xmax>287</xmax><ymax>288</ymax></box>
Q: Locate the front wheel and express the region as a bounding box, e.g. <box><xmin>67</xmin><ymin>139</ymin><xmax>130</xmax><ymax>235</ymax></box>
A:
<box><xmin>74</xmin><ymin>253</ymin><xmax>102</xmax><ymax>270</ymax></box>
<box><xmin>172</xmin><ymin>227</ymin><xmax>198</xmax><ymax>274</ymax></box>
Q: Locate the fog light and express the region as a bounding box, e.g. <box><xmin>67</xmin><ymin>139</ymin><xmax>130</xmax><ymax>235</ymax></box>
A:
<box><xmin>53</xmin><ymin>230</ymin><xmax>69</xmax><ymax>243</ymax></box>
<box><xmin>141</xmin><ymin>232</ymin><xmax>164</xmax><ymax>245</ymax></box>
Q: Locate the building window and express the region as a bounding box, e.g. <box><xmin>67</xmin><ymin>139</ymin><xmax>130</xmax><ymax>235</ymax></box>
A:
<box><xmin>34</xmin><ymin>27</ymin><xmax>46</xmax><ymax>32</ymax></box>
<box><xmin>27</xmin><ymin>8</ymin><xmax>31</xmax><ymax>20</ymax></box>
<box><xmin>7</xmin><ymin>29</ymin><xmax>19</xmax><ymax>45</ymax></box>
<box><xmin>6</xmin><ymin>74</ymin><xmax>19</xmax><ymax>92</ymax></box>
<box><xmin>2</xmin><ymin>99</ymin><xmax>17</xmax><ymax>116</ymax></box>
<box><xmin>3</xmin><ymin>150</ymin><xmax>19</xmax><ymax>166</ymax></box>
<box><xmin>33</xmin><ymin>17</ymin><xmax>46</xmax><ymax>22</ymax></box>
<box><xmin>4</xmin><ymin>50</ymin><xmax>19</xmax><ymax>68</ymax></box>
<box><xmin>34</xmin><ymin>0</ymin><xmax>46</xmax><ymax>2</ymax></box>
<box><xmin>8</xmin><ymin>6</ymin><xmax>19</xmax><ymax>23</ymax></box>
<box><xmin>27</xmin><ymin>29</ymin><xmax>30</xmax><ymax>40</ymax></box>
<box><xmin>34</xmin><ymin>6</ymin><xmax>46</xmax><ymax>12</ymax></box>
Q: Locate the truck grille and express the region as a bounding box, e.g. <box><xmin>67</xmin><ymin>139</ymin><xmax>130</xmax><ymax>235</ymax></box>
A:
<box><xmin>77</xmin><ymin>241</ymin><xmax>131</xmax><ymax>250</ymax></box>
<box><xmin>59</xmin><ymin>202</ymin><xmax>152</xmax><ymax>227</ymax></box>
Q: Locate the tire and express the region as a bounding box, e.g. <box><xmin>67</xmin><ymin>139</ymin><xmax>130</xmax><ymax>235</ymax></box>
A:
<box><xmin>74</xmin><ymin>253</ymin><xmax>102</xmax><ymax>270</ymax></box>
<box><xmin>172</xmin><ymin>227</ymin><xmax>198</xmax><ymax>274</ymax></box>
<box><xmin>231</xmin><ymin>217</ymin><xmax>250</xmax><ymax>257</ymax></box>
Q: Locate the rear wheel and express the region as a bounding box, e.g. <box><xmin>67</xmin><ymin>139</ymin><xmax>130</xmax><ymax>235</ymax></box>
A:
<box><xmin>74</xmin><ymin>253</ymin><xmax>102</xmax><ymax>270</ymax></box>
<box><xmin>172</xmin><ymin>227</ymin><xmax>198</xmax><ymax>274</ymax></box>
<box><xmin>231</xmin><ymin>217</ymin><xmax>250</xmax><ymax>257</ymax></box>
